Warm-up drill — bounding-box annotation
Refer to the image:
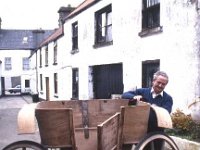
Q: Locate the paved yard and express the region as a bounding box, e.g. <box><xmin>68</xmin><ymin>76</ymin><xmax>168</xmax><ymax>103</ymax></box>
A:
<box><xmin>0</xmin><ymin>95</ymin><xmax>40</xmax><ymax>149</ymax></box>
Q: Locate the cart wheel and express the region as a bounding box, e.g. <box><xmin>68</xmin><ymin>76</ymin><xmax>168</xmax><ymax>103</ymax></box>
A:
<box><xmin>2</xmin><ymin>140</ymin><xmax>45</xmax><ymax>150</ymax></box>
<box><xmin>134</xmin><ymin>131</ymin><xmax>179</xmax><ymax>150</ymax></box>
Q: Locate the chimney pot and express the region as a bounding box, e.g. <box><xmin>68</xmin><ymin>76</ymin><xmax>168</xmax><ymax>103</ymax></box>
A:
<box><xmin>58</xmin><ymin>5</ymin><xmax>75</xmax><ymax>26</ymax></box>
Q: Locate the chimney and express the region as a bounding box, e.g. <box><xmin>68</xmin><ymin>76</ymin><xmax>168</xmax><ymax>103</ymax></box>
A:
<box><xmin>58</xmin><ymin>5</ymin><xmax>75</xmax><ymax>27</ymax></box>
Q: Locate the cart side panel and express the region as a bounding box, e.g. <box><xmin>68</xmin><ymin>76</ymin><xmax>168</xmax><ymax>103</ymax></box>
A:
<box><xmin>87</xmin><ymin>99</ymin><xmax>128</xmax><ymax>127</ymax></box>
<box><xmin>35</xmin><ymin>108</ymin><xmax>76</xmax><ymax>149</ymax></box>
<box><xmin>122</xmin><ymin>104</ymin><xmax>150</xmax><ymax>144</ymax></box>
<box><xmin>75</xmin><ymin>128</ymin><xmax>98</xmax><ymax>150</ymax></box>
<box><xmin>97</xmin><ymin>112</ymin><xmax>121</xmax><ymax>150</ymax></box>
<box><xmin>36</xmin><ymin>101</ymin><xmax>83</xmax><ymax>128</ymax></box>
<box><xmin>36</xmin><ymin>100</ymin><xmax>129</xmax><ymax>128</ymax></box>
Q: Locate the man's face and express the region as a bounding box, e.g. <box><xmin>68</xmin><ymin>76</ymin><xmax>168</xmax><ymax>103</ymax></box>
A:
<box><xmin>152</xmin><ymin>75</ymin><xmax>168</xmax><ymax>94</ymax></box>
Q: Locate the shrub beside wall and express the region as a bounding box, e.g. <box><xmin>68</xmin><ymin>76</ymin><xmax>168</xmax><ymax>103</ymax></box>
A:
<box><xmin>165</xmin><ymin>109</ymin><xmax>200</xmax><ymax>142</ymax></box>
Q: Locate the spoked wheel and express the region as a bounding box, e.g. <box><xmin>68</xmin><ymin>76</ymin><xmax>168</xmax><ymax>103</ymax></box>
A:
<box><xmin>2</xmin><ymin>140</ymin><xmax>44</xmax><ymax>150</ymax></box>
<box><xmin>134</xmin><ymin>131</ymin><xmax>179</xmax><ymax>150</ymax></box>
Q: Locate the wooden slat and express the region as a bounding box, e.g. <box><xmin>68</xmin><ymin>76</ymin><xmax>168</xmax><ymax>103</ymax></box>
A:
<box><xmin>97</xmin><ymin>112</ymin><xmax>121</xmax><ymax>150</ymax></box>
<box><xmin>121</xmin><ymin>104</ymin><xmax>150</xmax><ymax>144</ymax></box>
<box><xmin>36</xmin><ymin>100</ymin><xmax>83</xmax><ymax>128</ymax></box>
<box><xmin>75</xmin><ymin>128</ymin><xmax>97</xmax><ymax>150</ymax></box>
<box><xmin>35</xmin><ymin>108</ymin><xmax>76</xmax><ymax>149</ymax></box>
<box><xmin>35</xmin><ymin>99</ymin><xmax>142</xmax><ymax>149</ymax></box>
<box><xmin>87</xmin><ymin>99</ymin><xmax>128</xmax><ymax>127</ymax></box>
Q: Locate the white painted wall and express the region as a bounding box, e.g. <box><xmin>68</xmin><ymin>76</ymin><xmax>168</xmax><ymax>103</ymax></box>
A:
<box><xmin>29</xmin><ymin>53</ymin><xmax>38</xmax><ymax>94</ymax></box>
<box><xmin>36</xmin><ymin>0</ymin><xmax>200</xmax><ymax>112</ymax></box>
<box><xmin>0</xmin><ymin>50</ymin><xmax>32</xmax><ymax>92</ymax></box>
<box><xmin>21</xmin><ymin>74</ymin><xmax>31</xmax><ymax>93</ymax></box>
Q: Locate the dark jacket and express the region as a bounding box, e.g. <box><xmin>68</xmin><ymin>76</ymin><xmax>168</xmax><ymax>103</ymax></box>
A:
<box><xmin>122</xmin><ymin>88</ymin><xmax>173</xmax><ymax>133</ymax></box>
<box><xmin>122</xmin><ymin>87</ymin><xmax>173</xmax><ymax>113</ymax></box>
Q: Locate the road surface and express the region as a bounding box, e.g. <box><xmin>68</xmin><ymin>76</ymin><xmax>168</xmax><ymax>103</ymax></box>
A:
<box><xmin>0</xmin><ymin>95</ymin><xmax>40</xmax><ymax>149</ymax></box>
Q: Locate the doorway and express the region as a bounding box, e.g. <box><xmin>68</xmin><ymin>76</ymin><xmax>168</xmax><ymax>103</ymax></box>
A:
<box><xmin>45</xmin><ymin>77</ymin><xmax>50</xmax><ymax>100</ymax></box>
<box><xmin>92</xmin><ymin>63</ymin><xmax>123</xmax><ymax>99</ymax></box>
<box><xmin>142</xmin><ymin>60</ymin><xmax>160</xmax><ymax>88</ymax></box>
<box><xmin>72</xmin><ymin>68</ymin><xmax>79</xmax><ymax>100</ymax></box>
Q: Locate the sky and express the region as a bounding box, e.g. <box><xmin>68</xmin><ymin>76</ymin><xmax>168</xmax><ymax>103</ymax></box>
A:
<box><xmin>0</xmin><ymin>0</ymin><xmax>84</xmax><ymax>30</ymax></box>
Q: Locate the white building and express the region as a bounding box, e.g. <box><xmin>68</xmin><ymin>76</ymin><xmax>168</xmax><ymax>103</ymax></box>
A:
<box><xmin>0</xmin><ymin>23</ymin><xmax>54</xmax><ymax>95</ymax></box>
<box><xmin>32</xmin><ymin>0</ymin><xmax>200</xmax><ymax>112</ymax></box>
<box><xmin>0</xmin><ymin>50</ymin><xmax>31</xmax><ymax>93</ymax></box>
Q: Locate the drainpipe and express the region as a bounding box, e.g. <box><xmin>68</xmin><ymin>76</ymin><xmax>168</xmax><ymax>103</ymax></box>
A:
<box><xmin>0</xmin><ymin>17</ymin><xmax>1</xmax><ymax>30</ymax></box>
<box><xmin>36</xmin><ymin>50</ymin><xmax>38</xmax><ymax>94</ymax></box>
<box><xmin>196</xmin><ymin>1</ymin><xmax>200</xmax><ymax>96</ymax></box>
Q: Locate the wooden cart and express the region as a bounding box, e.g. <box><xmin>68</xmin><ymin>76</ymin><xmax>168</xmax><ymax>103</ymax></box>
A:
<box><xmin>3</xmin><ymin>99</ymin><xmax>179</xmax><ymax>150</ymax></box>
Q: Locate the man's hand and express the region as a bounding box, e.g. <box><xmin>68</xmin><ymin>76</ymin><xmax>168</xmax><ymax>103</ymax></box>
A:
<box><xmin>133</xmin><ymin>95</ymin><xmax>143</xmax><ymax>101</ymax></box>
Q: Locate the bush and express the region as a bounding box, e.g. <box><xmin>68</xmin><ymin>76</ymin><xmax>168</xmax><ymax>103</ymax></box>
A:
<box><xmin>165</xmin><ymin>109</ymin><xmax>200</xmax><ymax>142</ymax></box>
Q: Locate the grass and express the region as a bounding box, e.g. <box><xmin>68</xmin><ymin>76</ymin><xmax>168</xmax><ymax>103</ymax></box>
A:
<box><xmin>165</xmin><ymin>128</ymin><xmax>200</xmax><ymax>143</ymax></box>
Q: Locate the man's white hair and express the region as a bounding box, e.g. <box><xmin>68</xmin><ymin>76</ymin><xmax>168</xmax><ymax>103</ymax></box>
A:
<box><xmin>153</xmin><ymin>71</ymin><xmax>169</xmax><ymax>81</ymax></box>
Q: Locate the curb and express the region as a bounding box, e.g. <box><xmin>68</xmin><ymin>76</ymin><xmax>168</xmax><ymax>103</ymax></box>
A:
<box><xmin>171</xmin><ymin>136</ymin><xmax>200</xmax><ymax>150</ymax></box>
<box><xmin>21</xmin><ymin>95</ymin><xmax>32</xmax><ymax>104</ymax></box>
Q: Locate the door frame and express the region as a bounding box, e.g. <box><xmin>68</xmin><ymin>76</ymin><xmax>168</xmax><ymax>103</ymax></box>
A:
<box><xmin>142</xmin><ymin>59</ymin><xmax>160</xmax><ymax>88</ymax></box>
<box><xmin>45</xmin><ymin>77</ymin><xmax>50</xmax><ymax>100</ymax></box>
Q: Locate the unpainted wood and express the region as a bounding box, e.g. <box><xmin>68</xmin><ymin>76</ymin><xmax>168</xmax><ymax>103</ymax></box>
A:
<box><xmin>36</xmin><ymin>99</ymin><xmax>128</xmax><ymax>128</ymax></box>
<box><xmin>97</xmin><ymin>112</ymin><xmax>121</xmax><ymax>150</ymax></box>
<box><xmin>121</xmin><ymin>104</ymin><xmax>150</xmax><ymax>144</ymax></box>
<box><xmin>87</xmin><ymin>99</ymin><xmax>128</xmax><ymax>127</ymax></box>
<box><xmin>35</xmin><ymin>99</ymin><xmax>150</xmax><ymax>149</ymax></box>
<box><xmin>35</xmin><ymin>108</ymin><xmax>76</xmax><ymax>149</ymax></box>
<box><xmin>36</xmin><ymin>100</ymin><xmax>83</xmax><ymax>128</ymax></box>
<box><xmin>75</xmin><ymin>128</ymin><xmax>98</xmax><ymax>150</ymax></box>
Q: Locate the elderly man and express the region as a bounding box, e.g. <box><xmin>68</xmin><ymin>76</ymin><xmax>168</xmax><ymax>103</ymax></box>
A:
<box><xmin>122</xmin><ymin>71</ymin><xmax>173</xmax><ymax>149</ymax></box>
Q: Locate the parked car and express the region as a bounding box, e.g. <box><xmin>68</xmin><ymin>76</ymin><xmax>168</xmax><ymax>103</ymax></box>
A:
<box><xmin>7</xmin><ymin>85</ymin><xmax>21</xmax><ymax>93</ymax></box>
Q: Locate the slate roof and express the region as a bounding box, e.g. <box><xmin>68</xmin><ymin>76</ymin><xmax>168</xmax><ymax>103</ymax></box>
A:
<box><xmin>0</xmin><ymin>29</ymin><xmax>54</xmax><ymax>50</ymax></box>
<box><xmin>39</xmin><ymin>26</ymin><xmax>63</xmax><ymax>47</ymax></box>
<box><xmin>0</xmin><ymin>0</ymin><xmax>98</xmax><ymax>51</ymax></box>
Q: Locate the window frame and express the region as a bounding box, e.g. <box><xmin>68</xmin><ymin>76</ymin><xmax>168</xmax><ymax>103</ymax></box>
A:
<box><xmin>39</xmin><ymin>48</ymin><xmax>42</xmax><ymax>68</ymax></box>
<box><xmin>142</xmin><ymin>0</ymin><xmax>160</xmax><ymax>30</ymax></box>
<box><xmin>53</xmin><ymin>41</ymin><xmax>58</xmax><ymax>65</ymax></box>
<box><xmin>71</xmin><ymin>21</ymin><xmax>78</xmax><ymax>52</ymax></box>
<box><xmin>139</xmin><ymin>0</ymin><xmax>162</xmax><ymax>37</ymax></box>
<box><xmin>94</xmin><ymin>4</ymin><xmax>112</xmax><ymax>47</ymax></box>
<box><xmin>72</xmin><ymin>68</ymin><xmax>79</xmax><ymax>100</ymax></box>
<box><xmin>25</xmin><ymin>79</ymin><xmax>30</xmax><ymax>88</ymax></box>
<box><xmin>22</xmin><ymin>57</ymin><xmax>30</xmax><ymax>70</ymax></box>
<box><xmin>45</xmin><ymin>45</ymin><xmax>48</xmax><ymax>67</ymax></box>
<box><xmin>5</xmin><ymin>57</ymin><xmax>12</xmax><ymax>71</ymax></box>
<box><xmin>40</xmin><ymin>74</ymin><xmax>43</xmax><ymax>92</ymax></box>
<box><xmin>54</xmin><ymin>73</ymin><xmax>58</xmax><ymax>95</ymax></box>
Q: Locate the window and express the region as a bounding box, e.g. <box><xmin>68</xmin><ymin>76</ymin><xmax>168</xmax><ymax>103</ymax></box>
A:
<box><xmin>22</xmin><ymin>37</ymin><xmax>28</xmax><ymax>44</ymax></box>
<box><xmin>25</xmin><ymin>80</ymin><xmax>30</xmax><ymax>88</ymax></box>
<box><xmin>45</xmin><ymin>45</ymin><xmax>48</xmax><ymax>66</ymax></box>
<box><xmin>72</xmin><ymin>68</ymin><xmax>79</xmax><ymax>99</ymax></box>
<box><xmin>40</xmin><ymin>74</ymin><xmax>43</xmax><ymax>91</ymax></box>
<box><xmin>95</xmin><ymin>4</ymin><xmax>112</xmax><ymax>46</ymax></box>
<box><xmin>54</xmin><ymin>73</ymin><xmax>58</xmax><ymax>94</ymax></box>
<box><xmin>142</xmin><ymin>0</ymin><xmax>160</xmax><ymax>30</ymax></box>
<box><xmin>53</xmin><ymin>41</ymin><xmax>58</xmax><ymax>65</ymax></box>
<box><xmin>5</xmin><ymin>57</ymin><xmax>12</xmax><ymax>71</ymax></box>
<box><xmin>72</xmin><ymin>22</ymin><xmax>78</xmax><ymax>51</ymax></box>
<box><xmin>23</xmin><ymin>57</ymin><xmax>29</xmax><ymax>70</ymax></box>
<box><xmin>142</xmin><ymin>59</ymin><xmax>160</xmax><ymax>88</ymax></box>
<box><xmin>39</xmin><ymin>48</ymin><xmax>42</xmax><ymax>67</ymax></box>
